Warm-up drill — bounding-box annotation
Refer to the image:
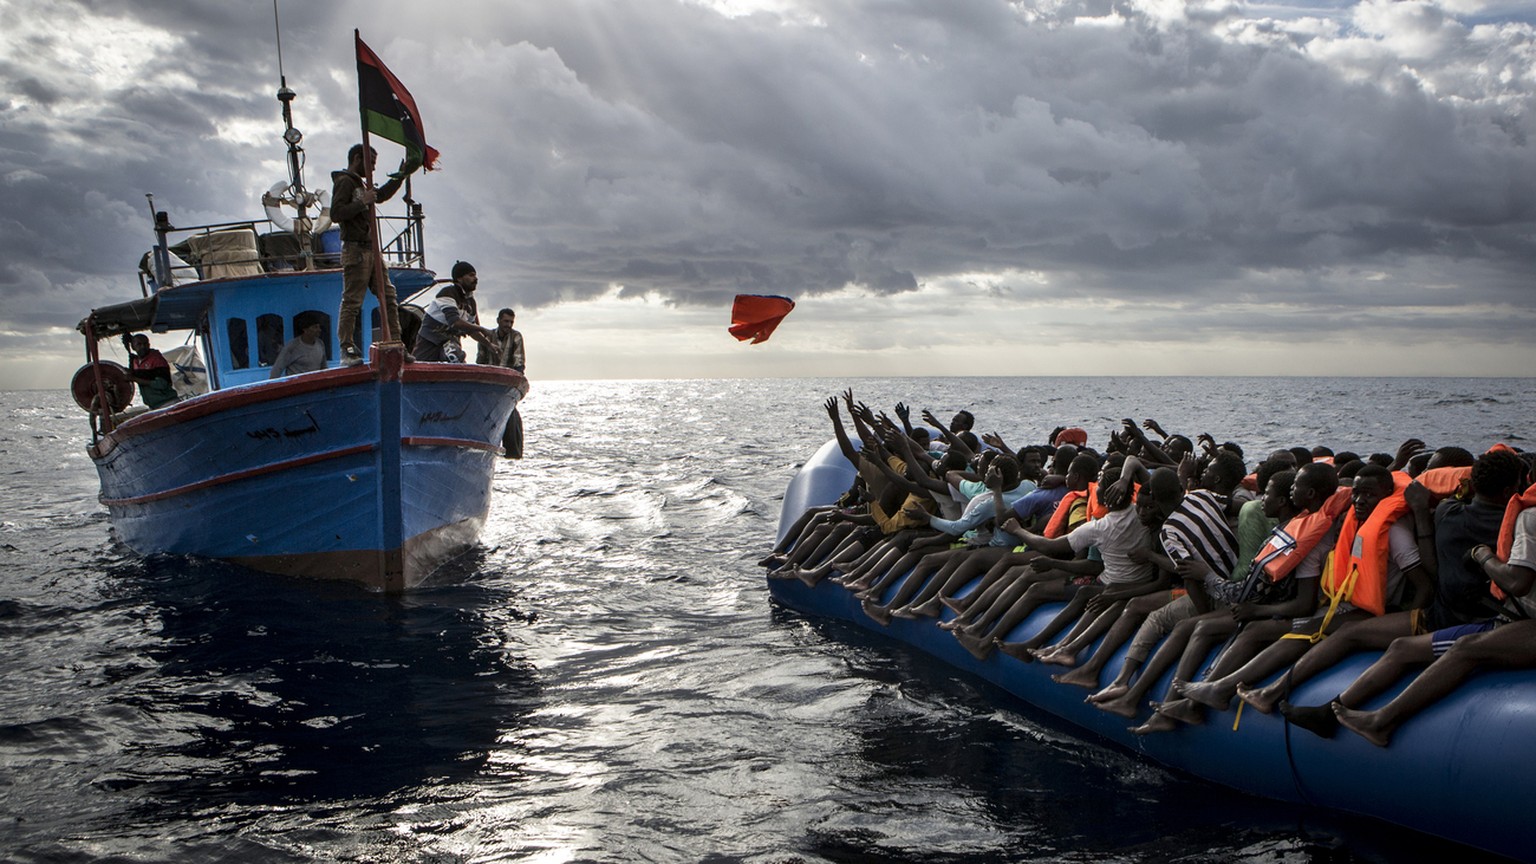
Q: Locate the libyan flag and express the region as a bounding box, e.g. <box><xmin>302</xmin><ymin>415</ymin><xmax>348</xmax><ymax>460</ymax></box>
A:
<box><xmin>355</xmin><ymin>31</ymin><xmax>441</xmax><ymax>171</ymax></box>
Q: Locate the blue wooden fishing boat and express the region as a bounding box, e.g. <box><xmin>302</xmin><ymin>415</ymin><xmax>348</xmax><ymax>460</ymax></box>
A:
<box><xmin>769</xmin><ymin>439</ymin><xmax>1536</xmax><ymax>862</ymax></box>
<box><xmin>71</xmin><ymin>82</ymin><xmax>526</xmax><ymax>592</ymax></box>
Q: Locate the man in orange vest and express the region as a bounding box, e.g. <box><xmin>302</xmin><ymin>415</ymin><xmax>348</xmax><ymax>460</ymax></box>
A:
<box><xmin>1168</xmin><ymin>464</ymin><xmax>1427</xmax><ymax>719</ymax></box>
<box><xmin>1241</xmin><ymin>448</ymin><xmax>1525</xmax><ymax>721</ymax></box>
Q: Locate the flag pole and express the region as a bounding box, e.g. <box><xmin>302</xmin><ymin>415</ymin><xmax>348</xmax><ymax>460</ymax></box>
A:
<box><xmin>356</xmin><ymin>29</ymin><xmax>397</xmax><ymax>347</ymax></box>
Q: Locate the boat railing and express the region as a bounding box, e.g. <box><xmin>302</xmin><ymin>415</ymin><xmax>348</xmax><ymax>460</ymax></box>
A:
<box><xmin>141</xmin><ymin>211</ymin><xmax>425</xmax><ymax>296</ymax></box>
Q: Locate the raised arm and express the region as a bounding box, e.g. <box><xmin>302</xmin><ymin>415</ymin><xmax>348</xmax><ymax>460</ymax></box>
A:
<box><xmin>824</xmin><ymin>396</ymin><xmax>858</xmax><ymax>464</ymax></box>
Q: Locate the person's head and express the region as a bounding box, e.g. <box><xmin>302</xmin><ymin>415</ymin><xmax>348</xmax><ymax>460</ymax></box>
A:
<box><xmin>909</xmin><ymin>427</ymin><xmax>930</xmax><ymax>449</ymax></box>
<box><xmin>1311</xmin><ymin>445</ymin><xmax>1334</xmax><ymax>460</ymax></box>
<box><xmin>1266</xmin><ymin>449</ymin><xmax>1297</xmax><ymax>470</ymax></box>
<box><xmin>129</xmin><ymin>334</ymin><xmax>150</xmax><ymax>354</ymax></box>
<box><xmin>1165</xmin><ymin>435</ymin><xmax>1194</xmax><ymax>462</ymax></box>
<box><xmin>1471</xmin><ymin>449</ymin><xmax>1527</xmax><ymax>505</ymax></box>
<box><xmin>1201</xmin><ymin>450</ymin><xmax>1246</xmax><ymax>495</ymax></box>
<box><xmin>1336</xmin><ymin>459</ymin><xmax>1366</xmax><ymax>481</ymax></box>
<box><xmin>1366</xmin><ymin>452</ymin><xmax>1393</xmax><ymax>467</ymax></box>
<box><xmin>1350</xmin><ymin>464</ymin><xmax>1397</xmax><ymax>523</ymax></box>
<box><xmin>1097</xmin><ymin>466</ymin><xmax>1129</xmax><ymax>510</ymax></box>
<box><xmin>949</xmin><ymin>410</ymin><xmax>975</xmax><ymax>433</ymax></box>
<box><xmin>1333</xmin><ymin>451</ymin><xmax>1361</xmax><ymax>467</ymax></box>
<box><xmin>937</xmin><ymin>450</ymin><xmax>969</xmax><ymax>474</ymax></box>
<box><xmin>1289</xmin><ymin>446</ymin><xmax>1314</xmax><ymax>466</ymax></box>
<box><xmin>1066</xmin><ymin>453</ymin><xmax>1100</xmax><ymax>492</ymax></box>
<box><xmin>1017</xmin><ymin>446</ymin><xmax>1046</xmax><ymax>481</ymax></box>
<box><xmin>1050</xmin><ymin>444</ymin><xmax>1078</xmax><ymax>476</ymax></box>
<box><xmin>300</xmin><ymin>320</ymin><xmax>323</xmax><ymax>342</ymax></box>
<box><xmin>955</xmin><ymin>431</ymin><xmax>979</xmax><ymax>452</ymax></box>
<box><xmin>1406</xmin><ymin>451</ymin><xmax>1433</xmax><ymax>477</ymax></box>
<box><xmin>987</xmin><ymin>454</ymin><xmax>1022</xmax><ymax>491</ymax></box>
<box><xmin>451</xmin><ymin>260</ymin><xmax>478</xmax><ymax>291</ymax></box>
<box><xmin>1219</xmin><ymin>441</ymin><xmax>1244</xmax><ymax>460</ymax></box>
<box><xmin>1291</xmin><ymin>461</ymin><xmax>1339</xmax><ymax>513</ymax></box>
<box><xmin>497</xmin><ymin>308</ymin><xmax>516</xmax><ymax>331</ymax></box>
<box><xmin>347</xmin><ymin>143</ymin><xmax>377</xmax><ymax>174</ymax></box>
<box><xmin>1146</xmin><ymin>466</ymin><xmax>1184</xmax><ymax>520</ymax></box>
<box><xmin>1427</xmin><ymin>445</ymin><xmax>1475</xmax><ymax>471</ymax></box>
<box><xmin>1263</xmin><ymin>469</ymin><xmax>1298</xmax><ymax>520</ymax></box>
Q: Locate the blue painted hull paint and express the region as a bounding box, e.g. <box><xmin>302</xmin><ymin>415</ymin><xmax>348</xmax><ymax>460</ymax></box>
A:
<box><xmin>770</xmin><ymin>440</ymin><xmax>1536</xmax><ymax>863</ymax></box>
<box><xmin>94</xmin><ymin>363</ymin><xmax>523</xmax><ymax>591</ymax></box>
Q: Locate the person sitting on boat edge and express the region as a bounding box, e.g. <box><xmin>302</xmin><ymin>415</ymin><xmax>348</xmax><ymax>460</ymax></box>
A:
<box><xmin>949</xmin><ymin>462</ymin><xmax>1155</xmax><ymax>660</ymax></box>
<box><xmin>1239</xmin><ymin>447</ymin><xmax>1524</xmax><ymax>718</ymax></box>
<box><xmin>122</xmin><ymin>333</ymin><xmax>179</xmax><ymax>409</ymax></box>
<box><xmin>1047</xmin><ymin>449</ymin><xmax>1244</xmax><ymax>686</ymax></box>
<box><xmin>414</xmin><ymin>261</ymin><xmax>496</xmax><ymax>363</ymax></box>
<box><xmin>269</xmin><ymin>317</ymin><xmax>327</xmax><ymax>378</ymax></box>
<box><xmin>1088</xmin><ymin>467</ymin><xmax>1299</xmax><ymax>720</ymax></box>
<box><xmin>333</xmin><ymin>143</ymin><xmax>418</xmax><ymax>365</ymax></box>
<box><xmin>478</xmin><ymin>307</ymin><xmax>526</xmax><ymax>458</ymax></box>
<box><xmin>1275</xmin><ymin>450</ymin><xmax>1530</xmax><ymax>740</ymax></box>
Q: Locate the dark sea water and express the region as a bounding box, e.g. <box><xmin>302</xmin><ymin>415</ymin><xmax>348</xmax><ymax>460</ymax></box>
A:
<box><xmin>1</xmin><ymin>376</ymin><xmax>1531</xmax><ymax>863</ymax></box>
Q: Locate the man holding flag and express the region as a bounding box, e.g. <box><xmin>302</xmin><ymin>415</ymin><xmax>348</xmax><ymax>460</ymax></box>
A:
<box><xmin>334</xmin><ymin>32</ymin><xmax>442</xmax><ymax>365</ymax></box>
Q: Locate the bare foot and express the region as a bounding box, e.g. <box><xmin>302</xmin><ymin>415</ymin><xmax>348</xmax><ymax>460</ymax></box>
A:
<box><xmin>956</xmin><ymin>632</ymin><xmax>994</xmax><ymax>660</ymax></box>
<box><xmin>1236</xmin><ymin>682</ymin><xmax>1281</xmax><ymax>715</ymax></box>
<box><xmin>911</xmin><ymin>598</ymin><xmax>944</xmax><ymax>617</ymax></box>
<box><xmin>768</xmin><ymin>566</ymin><xmax>800</xmax><ymax>580</ymax></box>
<box><xmin>861</xmin><ymin>600</ymin><xmax>893</xmax><ymax>626</ymax></box>
<box><xmin>1281</xmin><ymin>700</ymin><xmax>1341</xmax><ymax>739</ymax></box>
<box><xmin>1176</xmin><ymin>680</ymin><xmax>1233</xmax><ymax>711</ymax></box>
<box><xmin>1096</xmin><ymin>692</ymin><xmax>1141</xmax><ymax>719</ymax></box>
<box><xmin>1333</xmin><ymin>703</ymin><xmax>1392</xmax><ymax>747</ymax></box>
<box><xmin>1087</xmin><ymin>683</ymin><xmax>1129</xmax><ymax>705</ymax></box>
<box><xmin>938</xmin><ymin>618</ymin><xmax>966</xmax><ymax>631</ymax></box>
<box><xmin>1039</xmin><ymin>648</ymin><xmax>1079</xmax><ymax>667</ymax></box>
<box><xmin>997</xmin><ymin>641</ymin><xmax>1035</xmax><ymax>662</ymax></box>
<box><xmin>796</xmin><ymin>568</ymin><xmax>826</xmax><ymax>587</ymax></box>
<box><xmin>1130</xmin><ymin>711</ymin><xmax>1181</xmax><ymax>735</ymax></box>
<box><xmin>890</xmin><ymin>605</ymin><xmax>921</xmax><ymax>621</ymax></box>
<box><xmin>758</xmin><ymin>554</ymin><xmax>787</xmax><ymax>568</ymax></box>
<box><xmin>1053</xmin><ymin>666</ymin><xmax>1100</xmax><ymax>689</ymax></box>
<box><xmin>1156</xmin><ymin>697</ymin><xmax>1205</xmax><ymax>726</ymax></box>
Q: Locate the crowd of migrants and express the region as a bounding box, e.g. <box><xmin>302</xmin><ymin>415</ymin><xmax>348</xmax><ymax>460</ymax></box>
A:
<box><xmin>762</xmin><ymin>391</ymin><xmax>1536</xmax><ymax>745</ymax></box>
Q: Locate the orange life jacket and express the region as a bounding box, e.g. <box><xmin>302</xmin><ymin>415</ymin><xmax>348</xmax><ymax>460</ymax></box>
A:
<box><xmin>1256</xmin><ymin>487</ymin><xmax>1352</xmax><ymax>583</ymax></box>
<box><xmin>1416</xmin><ymin>466</ymin><xmax>1472</xmax><ymax>502</ymax></box>
<box><xmin>1240</xmin><ymin>472</ymin><xmax>1259</xmax><ymax>493</ymax></box>
<box><xmin>1323</xmin><ymin>473</ymin><xmax>1412</xmax><ymax>616</ymax></box>
<box><xmin>1044</xmin><ymin>483</ymin><xmax>1096</xmax><ymax>538</ymax></box>
<box><xmin>1490</xmin><ymin>481</ymin><xmax>1536</xmax><ymax>601</ymax></box>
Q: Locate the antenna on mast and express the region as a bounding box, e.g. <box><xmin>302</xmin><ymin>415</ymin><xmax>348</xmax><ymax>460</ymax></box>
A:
<box><xmin>270</xmin><ymin>0</ymin><xmax>318</xmax><ymax>267</ymax></box>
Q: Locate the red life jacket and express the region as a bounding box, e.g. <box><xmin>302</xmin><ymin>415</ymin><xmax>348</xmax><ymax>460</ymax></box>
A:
<box><xmin>1323</xmin><ymin>473</ymin><xmax>1412</xmax><ymax>616</ymax></box>
<box><xmin>1256</xmin><ymin>488</ymin><xmax>1352</xmax><ymax>583</ymax></box>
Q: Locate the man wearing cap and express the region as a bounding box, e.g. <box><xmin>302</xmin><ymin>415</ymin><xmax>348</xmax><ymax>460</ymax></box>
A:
<box><xmin>412</xmin><ymin>260</ymin><xmax>495</xmax><ymax>362</ymax></box>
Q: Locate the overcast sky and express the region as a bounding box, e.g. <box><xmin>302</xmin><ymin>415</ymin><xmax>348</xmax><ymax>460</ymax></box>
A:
<box><xmin>2</xmin><ymin>0</ymin><xmax>1533</xmax><ymax>388</ymax></box>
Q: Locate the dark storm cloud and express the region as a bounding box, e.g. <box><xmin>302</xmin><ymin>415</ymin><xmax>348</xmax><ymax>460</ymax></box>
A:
<box><xmin>2</xmin><ymin>0</ymin><xmax>1534</xmax><ymax>374</ymax></box>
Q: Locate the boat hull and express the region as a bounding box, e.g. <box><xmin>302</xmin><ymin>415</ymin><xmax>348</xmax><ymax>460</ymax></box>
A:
<box><xmin>770</xmin><ymin>440</ymin><xmax>1536</xmax><ymax>862</ymax></box>
<box><xmin>92</xmin><ymin>347</ymin><xmax>525</xmax><ymax>591</ymax></box>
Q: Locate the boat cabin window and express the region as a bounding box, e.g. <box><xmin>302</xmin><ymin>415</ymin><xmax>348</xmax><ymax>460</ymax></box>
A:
<box><xmin>227</xmin><ymin>318</ymin><xmax>250</xmax><ymax>370</ymax></box>
<box><xmin>256</xmin><ymin>313</ymin><xmax>284</xmax><ymax>367</ymax></box>
<box><xmin>294</xmin><ymin>310</ymin><xmax>333</xmax><ymax>361</ymax></box>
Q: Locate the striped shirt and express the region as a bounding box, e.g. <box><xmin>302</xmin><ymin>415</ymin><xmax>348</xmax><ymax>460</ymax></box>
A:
<box><xmin>1160</xmin><ymin>489</ymin><xmax>1239</xmax><ymax>579</ymax></box>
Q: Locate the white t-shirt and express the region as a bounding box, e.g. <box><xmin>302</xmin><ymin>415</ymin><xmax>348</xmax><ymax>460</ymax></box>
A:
<box><xmin>1066</xmin><ymin>505</ymin><xmax>1154</xmax><ymax>585</ymax></box>
<box><xmin>1508</xmin><ymin>509</ymin><xmax>1536</xmax><ymax>619</ymax></box>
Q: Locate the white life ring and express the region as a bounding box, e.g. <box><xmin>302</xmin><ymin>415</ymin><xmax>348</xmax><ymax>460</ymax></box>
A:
<box><xmin>262</xmin><ymin>180</ymin><xmax>332</xmax><ymax>235</ymax></box>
